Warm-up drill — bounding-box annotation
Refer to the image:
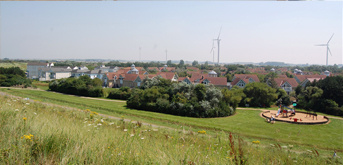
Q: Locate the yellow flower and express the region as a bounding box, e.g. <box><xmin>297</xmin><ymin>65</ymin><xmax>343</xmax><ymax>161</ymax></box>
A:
<box><xmin>23</xmin><ymin>117</ymin><xmax>27</xmax><ymax>121</ymax></box>
<box><xmin>198</xmin><ymin>130</ymin><xmax>206</xmax><ymax>134</ymax></box>
<box><xmin>252</xmin><ymin>140</ymin><xmax>260</xmax><ymax>144</ymax></box>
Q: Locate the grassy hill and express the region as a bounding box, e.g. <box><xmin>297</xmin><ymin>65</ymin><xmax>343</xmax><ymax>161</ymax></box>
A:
<box><xmin>1</xmin><ymin>93</ymin><xmax>342</xmax><ymax>164</ymax></box>
<box><xmin>0</xmin><ymin>62</ymin><xmax>27</xmax><ymax>71</ymax></box>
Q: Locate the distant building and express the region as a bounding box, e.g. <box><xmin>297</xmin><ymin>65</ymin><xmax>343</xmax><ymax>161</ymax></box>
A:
<box><xmin>27</xmin><ymin>62</ymin><xmax>48</xmax><ymax>79</ymax></box>
<box><xmin>231</xmin><ymin>74</ymin><xmax>260</xmax><ymax>88</ymax></box>
<box><xmin>38</xmin><ymin>67</ymin><xmax>72</xmax><ymax>81</ymax></box>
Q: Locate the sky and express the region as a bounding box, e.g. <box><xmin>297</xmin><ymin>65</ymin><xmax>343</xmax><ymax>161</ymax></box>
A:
<box><xmin>1</xmin><ymin>1</ymin><xmax>342</xmax><ymax>65</ymax></box>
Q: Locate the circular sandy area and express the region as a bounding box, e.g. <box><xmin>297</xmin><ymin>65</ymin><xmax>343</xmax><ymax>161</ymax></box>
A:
<box><xmin>261</xmin><ymin>110</ymin><xmax>329</xmax><ymax>124</ymax></box>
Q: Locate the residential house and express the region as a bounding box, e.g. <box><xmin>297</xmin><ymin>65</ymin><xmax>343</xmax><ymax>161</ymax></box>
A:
<box><xmin>159</xmin><ymin>65</ymin><xmax>175</xmax><ymax>72</ymax></box>
<box><xmin>38</xmin><ymin>67</ymin><xmax>72</xmax><ymax>81</ymax></box>
<box><xmin>231</xmin><ymin>74</ymin><xmax>260</xmax><ymax>88</ymax></box>
<box><xmin>272</xmin><ymin>78</ymin><xmax>299</xmax><ymax>94</ymax></box>
<box><xmin>293</xmin><ymin>75</ymin><xmax>327</xmax><ymax>88</ymax></box>
<box><xmin>27</xmin><ymin>62</ymin><xmax>48</xmax><ymax>79</ymax></box>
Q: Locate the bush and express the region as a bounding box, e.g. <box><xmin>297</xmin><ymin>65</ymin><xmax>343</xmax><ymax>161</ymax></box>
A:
<box><xmin>325</xmin><ymin>107</ymin><xmax>343</xmax><ymax>117</ymax></box>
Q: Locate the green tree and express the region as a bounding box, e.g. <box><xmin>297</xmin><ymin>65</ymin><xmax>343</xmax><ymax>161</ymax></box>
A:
<box><xmin>192</xmin><ymin>60</ymin><xmax>199</xmax><ymax>66</ymax></box>
<box><xmin>243</xmin><ymin>82</ymin><xmax>278</xmax><ymax>107</ymax></box>
<box><xmin>179</xmin><ymin>60</ymin><xmax>184</xmax><ymax>66</ymax></box>
<box><xmin>194</xmin><ymin>84</ymin><xmax>206</xmax><ymax>101</ymax></box>
<box><xmin>222</xmin><ymin>86</ymin><xmax>245</xmax><ymax>109</ymax></box>
<box><xmin>92</xmin><ymin>78</ymin><xmax>103</xmax><ymax>87</ymax></box>
<box><xmin>297</xmin><ymin>86</ymin><xmax>323</xmax><ymax>111</ymax></box>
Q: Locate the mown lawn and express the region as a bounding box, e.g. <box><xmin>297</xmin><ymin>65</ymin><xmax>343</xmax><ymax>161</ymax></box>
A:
<box><xmin>1</xmin><ymin>88</ymin><xmax>342</xmax><ymax>152</ymax></box>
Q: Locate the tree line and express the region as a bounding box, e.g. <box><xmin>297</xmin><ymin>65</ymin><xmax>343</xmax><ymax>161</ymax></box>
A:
<box><xmin>294</xmin><ymin>76</ymin><xmax>343</xmax><ymax>116</ymax></box>
<box><xmin>0</xmin><ymin>67</ymin><xmax>31</xmax><ymax>87</ymax></box>
<box><xmin>49</xmin><ymin>76</ymin><xmax>104</xmax><ymax>97</ymax></box>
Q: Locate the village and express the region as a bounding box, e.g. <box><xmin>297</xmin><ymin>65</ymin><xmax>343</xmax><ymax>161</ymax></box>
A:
<box><xmin>26</xmin><ymin>61</ymin><xmax>333</xmax><ymax>94</ymax></box>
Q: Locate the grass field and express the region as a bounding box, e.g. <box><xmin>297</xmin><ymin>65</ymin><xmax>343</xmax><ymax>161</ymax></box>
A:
<box><xmin>32</xmin><ymin>82</ymin><xmax>50</xmax><ymax>91</ymax></box>
<box><xmin>1</xmin><ymin>94</ymin><xmax>342</xmax><ymax>164</ymax></box>
<box><xmin>0</xmin><ymin>62</ymin><xmax>27</xmax><ymax>70</ymax></box>
<box><xmin>1</xmin><ymin>88</ymin><xmax>342</xmax><ymax>157</ymax></box>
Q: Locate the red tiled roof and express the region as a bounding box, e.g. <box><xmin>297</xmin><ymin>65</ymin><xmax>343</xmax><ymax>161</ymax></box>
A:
<box><xmin>231</xmin><ymin>78</ymin><xmax>242</xmax><ymax>86</ymax></box>
<box><xmin>274</xmin><ymin>78</ymin><xmax>298</xmax><ymax>87</ymax></box>
<box><xmin>178</xmin><ymin>77</ymin><xmax>187</xmax><ymax>81</ymax></box>
<box><xmin>295</xmin><ymin>75</ymin><xmax>326</xmax><ymax>83</ymax></box>
<box><xmin>147</xmin><ymin>67</ymin><xmax>159</xmax><ymax>71</ymax></box>
<box><xmin>202</xmin><ymin>77</ymin><xmax>227</xmax><ymax>86</ymax></box>
<box><xmin>234</xmin><ymin>74</ymin><xmax>260</xmax><ymax>82</ymax></box>
<box><xmin>156</xmin><ymin>72</ymin><xmax>176</xmax><ymax>80</ymax></box>
<box><xmin>123</xmin><ymin>74</ymin><xmax>139</xmax><ymax>81</ymax></box>
<box><xmin>278</xmin><ymin>75</ymin><xmax>288</xmax><ymax>78</ymax></box>
<box><xmin>106</xmin><ymin>72</ymin><xmax>117</xmax><ymax>80</ymax></box>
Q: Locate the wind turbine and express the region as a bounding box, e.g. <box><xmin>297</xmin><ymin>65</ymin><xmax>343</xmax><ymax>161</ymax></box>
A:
<box><xmin>210</xmin><ymin>40</ymin><xmax>216</xmax><ymax>64</ymax></box>
<box><xmin>139</xmin><ymin>47</ymin><xmax>141</xmax><ymax>61</ymax></box>
<box><xmin>213</xmin><ymin>27</ymin><xmax>222</xmax><ymax>65</ymax></box>
<box><xmin>315</xmin><ymin>33</ymin><xmax>334</xmax><ymax>66</ymax></box>
<box><xmin>165</xmin><ymin>49</ymin><xmax>168</xmax><ymax>63</ymax></box>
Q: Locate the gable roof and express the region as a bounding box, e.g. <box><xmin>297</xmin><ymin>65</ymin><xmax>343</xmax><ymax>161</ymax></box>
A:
<box><xmin>273</xmin><ymin>78</ymin><xmax>298</xmax><ymax>87</ymax></box>
<box><xmin>234</xmin><ymin>74</ymin><xmax>260</xmax><ymax>82</ymax></box>
<box><xmin>123</xmin><ymin>74</ymin><xmax>140</xmax><ymax>81</ymax></box>
<box><xmin>201</xmin><ymin>77</ymin><xmax>227</xmax><ymax>86</ymax></box>
<box><xmin>294</xmin><ymin>75</ymin><xmax>326</xmax><ymax>83</ymax></box>
<box><xmin>106</xmin><ymin>72</ymin><xmax>118</xmax><ymax>80</ymax></box>
<box><xmin>156</xmin><ymin>72</ymin><xmax>176</xmax><ymax>80</ymax></box>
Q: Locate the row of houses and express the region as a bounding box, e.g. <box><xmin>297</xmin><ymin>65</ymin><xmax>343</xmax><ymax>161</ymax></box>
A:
<box><xmin>230</xmin><ymin>73</ymin><xmax>328</xmax><ymax>94</ymax></box>
<box><xmin>26</xmin><ymin>63</ymin><xmax>230</xmax><ymax>88</ymax></box>
<box><xmin>27</xmin><ymin>63</ymin><xmax>330</xmax><ymax>92</ymax></box>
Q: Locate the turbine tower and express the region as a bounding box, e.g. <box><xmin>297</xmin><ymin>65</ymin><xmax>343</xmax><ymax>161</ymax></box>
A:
<box><xmin>315</xmin><ymin>33</ymin><xmax>334</xmax><ymax>66</ymax></box>
<box><xmin>210</xmin><ymin>40</ymin><xmax>216</xmax><ymax>64</ymax></box>
<box><xmin>213</xmin><ymin>27</ymin><xmax>222</xmax><ymax>65</ymax></box>
<box><xmin>139</xmin><ymin>47</ymin><xmax>141</xmax><ymax>61</ymax></box>
<box><xmin>165</xmin><ymin>49</ymin><xmax>168</xmax><ymax>64</ymax></box>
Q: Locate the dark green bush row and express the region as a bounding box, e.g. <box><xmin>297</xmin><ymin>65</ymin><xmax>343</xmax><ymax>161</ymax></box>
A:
<box><xmin>49</xmin><ymin>76</ymin><xmax>104</xmax><ymax>97</ymax></box>
<box><xmin>127</xmin><ymin>78</ymin><xmax>235</xmax><ymax>118</ymax></box>
<box><xmin>0</xmin><ymin>67</ymin><xmax>31</xmax><ymax>87</ymax></box>
<box><xmin>107</xmin><ymin>87</ymin><xmax>132</xmax><ymax>100</ymax></box>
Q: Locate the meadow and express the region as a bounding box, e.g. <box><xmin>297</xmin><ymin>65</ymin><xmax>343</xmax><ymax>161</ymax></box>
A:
<box><xmin>1</xmin><ymin>88</ymin><xmax>342</xmax><ymax>157</ymax></box>
<box><xmin>0</xmin><ymin>62</ymin><xmax>27</xmax><ymax>71</ymax></box>
<box><xmin>1</xmin><ymin>93</ymin><xmax>342</xmax><ymax>164</ymax></box>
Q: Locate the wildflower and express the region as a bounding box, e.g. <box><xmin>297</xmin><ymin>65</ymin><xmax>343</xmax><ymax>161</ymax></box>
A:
<box><xmin>198</xmin><ymin>130</ymin><xmax>206</xmax><ymax>134</ymax></box>
<box><xmin>109</xmin><ymin>122</ymin><xmax>114</xmax><ymax>125</ymax></box>
<box><xmin>123</xmin><ymin>129</ymin><xmax>128</xmax><ymax>132</ymax></box>
<box><xmin>252</xmin><ymin>140</ymin><xmax>260</xmax><ymax>144</ymax></box>
<box><xmin>130</xmin><ymin>134</ymin><xmax>134</xmax><ymax>137</ymax></box>
<box><xmin>22</xmin><ymin>134</ymin><xmax>34</xmax><ymax>140</ymax></box>
<box><xmin>26</xmin><ymin>103</ymin><xmax>30</xmax><ymax>105</ymax></box>
<box><xmin>282</xmin><ymin>146</ymin><xmax>288</xmax><ymax>149</ymax></box>
<box><xmin>97</xmin><ymin>123</ymin><xmax>102</xmax><ymax>126</ymax></box>
<box><xmin>15</xmin><ymin>109</ymin><xmax>19</xmax><ymax>112</ymax></box>
<box><xmin>34</xmin><ymin>112</ymin><xmax>37</xmax><ymax>115</ymax></box>
<box><xmin>141</xmin><ymin>137</ymin><xmax>144</xmax><ymax>140</ymax></box>
<box><xmin>152</xmin><ymin>129</ymin><xmax>158</xmax><ymax>132</ymax></box>
<box><xmin>101</xmin><ymin>119</ymin><xmax>104</xmax><ymax>123</ymax></box>
<box><xmin>23</xmin><ymin>117</ymin><xmax>27</xmax><ymax>121</ymax></box>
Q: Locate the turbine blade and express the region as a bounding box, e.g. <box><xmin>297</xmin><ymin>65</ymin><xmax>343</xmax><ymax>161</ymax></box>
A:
<box><xmin>217</xmin><ymin>26</ymin><xmax>222</xmax><ymax>39</ymax></box>
<box><xmin>327</xmin><ymin>33</ymin><xmax>334</xmax><ymax>44</ymax></box>
<box><xmin>328</xmin><ymin>46</ymin><xmax>332</xmax><ymax>56</ymax></box>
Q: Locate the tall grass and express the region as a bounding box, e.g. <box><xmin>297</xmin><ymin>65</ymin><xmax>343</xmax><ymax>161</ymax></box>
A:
<box><xmin>1</xmin><ymin>95</ymin><xmax>342</xmax><ymax>164</ymax></box>
<box><xmin>2</xmin><ymin>88</ymin><xmax>342</xmax><ymax>152</ymax></box>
